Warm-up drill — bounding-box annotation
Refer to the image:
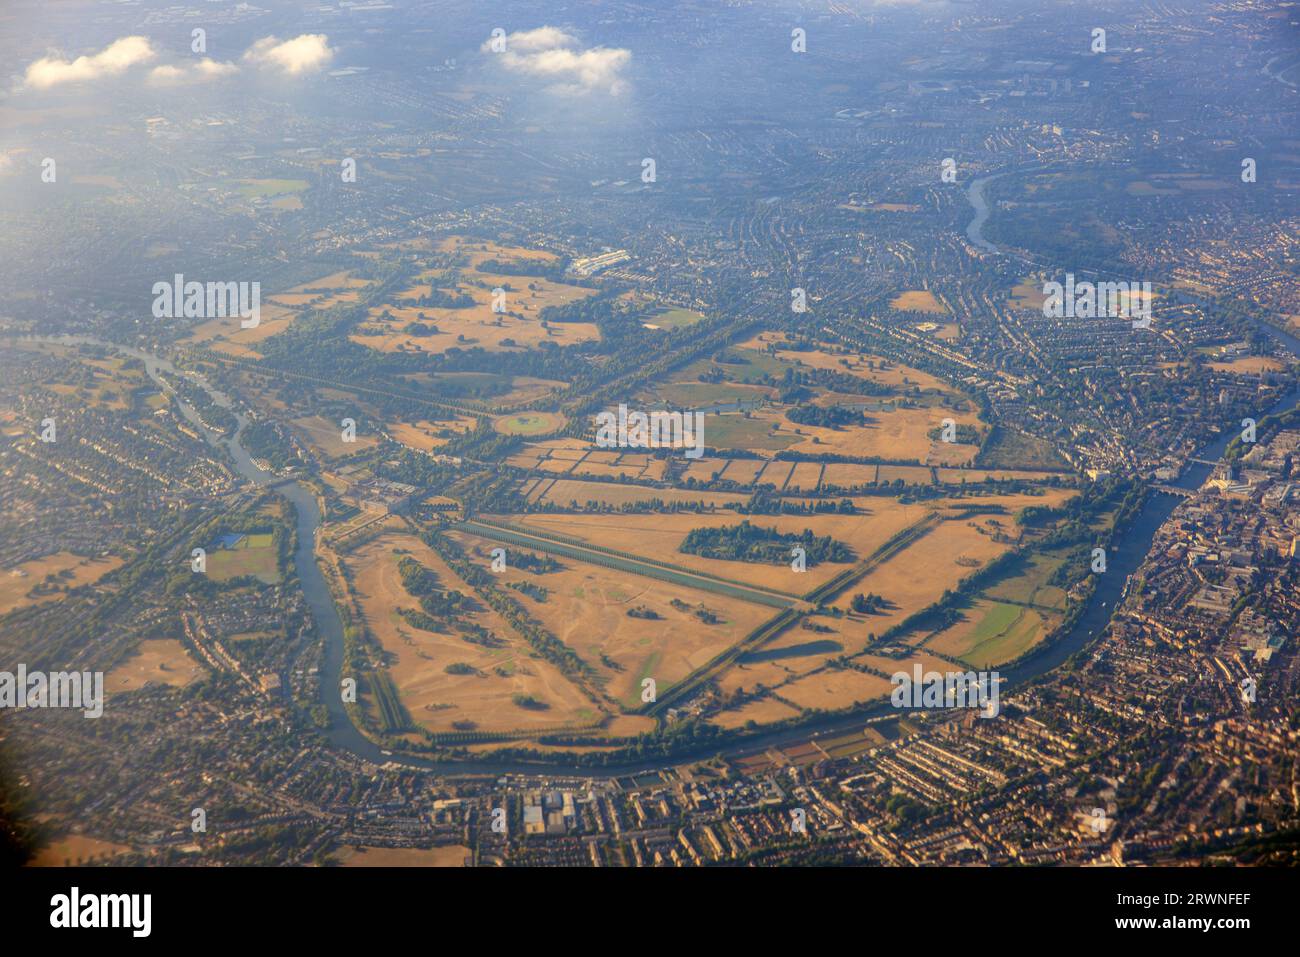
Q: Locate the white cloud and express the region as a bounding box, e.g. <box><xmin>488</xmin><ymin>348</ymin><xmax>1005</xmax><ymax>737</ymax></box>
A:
<box><xmin>23</xmin><ymin>36</ymin><xmax>156</xmax><ymax>90</ymax></box>
<box><xmin>148</xmin><ymin>58</ymin><xmax>239</xmax><ymax>85</ymax></box>
<box><xmin>502</xmin><ymin>26</ymin><xmax>579</xmax><ymax>54</ymax></box>
<box><xmin>243</xmin><ymin>34</ymin><xmax>334</xmax><ymax>76</ymax></box>
<box><xmin>482</xmin><ymin>27</ymin><xmax>631</xmax><ymax>96</ymax></box>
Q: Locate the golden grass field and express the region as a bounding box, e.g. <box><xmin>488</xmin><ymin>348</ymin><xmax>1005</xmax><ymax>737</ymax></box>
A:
<box><xmin>1208</xmin><ymin>356</ymin><xmax>1286</xmax><ymax>375</ymax></box>
<box><xmin>875</xmin><ymin>465</ymin><xmax>933</xmax><ymax>484</ymax></box>
<box><xmin>735</xmin><ymin>333</ymin><xmax>961</xmax><ymax>395</ymax></box>
<box><xmin>790</xmin><ymin>461</ymin><xmax>827</xmax><ymax>491</ymax></box>
<box><xmin>527</xmin><ymin>477</ymin><xmax>749</xmax><ymax>509</ymax></box>
<box><xmin>641</xmin><ymin>334</ymin><xmax>989</xmax><ymax>464</ymax></box>
<box><xmin>105</xmin><ymin>639</ymin><xmax>202</xmax><ymax>693</ymax></box>
<box><xmin>507</xmin><ymin>444</ymin><xmax>673</xmax><ymax>484</ymax></box>
<box><xmin>1009</xmin><ymin>278</ymin><xmax>1048</xmax><ymax>311</ymax></box>
<box><xmin>344</xmin><ymin>531</ymin><xmax>596</xmax><ymax>735</ymax></box>
<box><xmin>31</xmin><ymin>834</ymin><xmax>133</xmax><ymax>867</ymax></box>
<box><xmin>776</xmin><ymin>668</ymin><xmax>896</xmax><ymax>712</ymax></box>
<box><xmin>709</xmin><ymin>695</ymin><xmax>804</xmax><ymax>729</ymax></box>
<box><xmin>500</xmin><ymin>376</ymin><xmax>568</xmax><ymax>404</ymax></box>
<box><xmin>714</xmin><ymin>458</ymin><xmax>766</xmax><ymax>484</ymax></box>
<box><xmin>388</xmin><ymin>416</ymin><xmax>477</xmax><ymax>452</ymax></box>
<box><xmin>185</xmin><ymin>304</ymin><xmax>297</xmax><ymax>357</ymax></box>
<box><xmin>813</xmin><ymin>492</ymin><xmax>1076</xmax><ymax>650</ymax></box>
<box><xmin>768</xmin><ymin>404</ymin><xmax>983</xmax><ymax>465</ymax></box>
<box><xmin>334</xmin><ymin>845</ymin><xmax>470</xmax><ymax>867</ymax></box>
<box><xmin>936</xmin><ymin>467</ymin><xmax>1060</xmax><ymax>483</ymax></box>
<box><xmin>291</xmin><ymin>414</ymin><xmax>380</xmax><ymax>461</ymax></box>
<box><xmin>889</xmin><ymin>290</ymin><xmax>948</xmax><ymax>315</ymax></box>
<box><xmin>351</xmin><ymin>238</ymin><xmax>598</xmax><ymax>356</ymax></box>
<box><xmin>756</xmin><ymin>460</ymin><xmax>795</xmax><ymax>488</ymax></box>
<box><xmin>716</xmin><ymin>654</ymin><xmax>815</xmax><ymax>699</ymax></box>
<box><xmin>0</xmin><ymin>553</ymin><xmax>123</xmax><ymax>616</ymax></box>
<box><xmin>448</xmin><ymin>530</ymin><xmax>772</xmax><ymax>709</ymax></box>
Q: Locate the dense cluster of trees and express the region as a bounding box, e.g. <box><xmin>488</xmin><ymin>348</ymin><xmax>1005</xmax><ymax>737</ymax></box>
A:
<box><xmin>928</xmin><ymin>422</ymin><xmax>980</xmax><ymax>444</ymax></box>
<box><xmin>507</xmin><ymin>580</ymin><xmax>548</xmax><ymax>602</ymax></box>
<box><xmin>779</xmin><ymin>364</ymin><xmax>892</xmax><ymax>398</ymax></box>
<box><xmin>679</xmin><ymin>520</ymin><xmax>853</xmax><ymax>566</ymax></box>
<box><xmin>397</xmin><ymin>556</ymin><xmax>469</xmax><ymax>619</ymax></box>
<box><xmin>476</xmin><ymin>258</ymin><xmax>565</xmax><ymax>279</ymax></box>
<box><xmin>850</xmin><ymin>592</ymin><xmax>886</xmax><ymax>614</ymax></box>
<box><xmin>240</xmin><ymin>419</ymin><xmax>296</xmax><ymax>471</ymax></box>
<box><xmin>786</xmin><ymin>403</ymin><xmax>865</xmax><ymax>428</ymax></box>
<box><xmin>416</xmin><ymin>285</ymin><xmax>476</xmax><ymax>309</ymax></box>
<box><xmin>511</xmin><ymin>550</ymin><xmax>559</xmax><ymax>573</ymax></box>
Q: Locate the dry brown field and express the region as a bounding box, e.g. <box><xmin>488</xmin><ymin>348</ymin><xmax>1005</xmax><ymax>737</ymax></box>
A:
<box><xmin>786</xmin><ymin>461</ymin><xmax>825</xmax><ymax>491</ymax></box>
<box><xmin>345</xmin><ymin>531</ymin><xmax>596</xmax><ymax>734</ymax></box>
<box><xmin>889</xmin><ymin>290</ymin><xmax>948</xmax><ymax>314</ymax></box>
<box><xmin>351</xmin><ymin>239</ymin><xmax>598</xmax><ymax>357</ymax></box>
<box><xmin>715</xmin><ymin>650</ymin><xmax>824</xmax><ymax>698</ymax></box>
<box><xmin>387</xmin><ymin>416</ymin><xmax>477</xmax><ymax>452</ymax></box>
<box><xmin>530</xmin><ymin>478</ymin><xmax>750</xmax><ymax>509</ymax></box>
<box><xmin>755</xmin><ymin>459</ymin><xmax>795</xmax><ymax>489</ymax></box>
<box><xmin>0</xmin><ymin>553</ymin><xmax>123</xmax><ymax>615</ymax></box>
<box><xmin>350</xmin><ymin>307</ymin><xmax>598</xmax><ymax>356</ymax></box>
<box><xmin>1208</xmin><ymin>356</ymin><xmax>1286</xmax><ymax>375</ymax></box>
<box><xmin>709</xmin><ymin>695</ymin><xmax>804</xmax><ymax>729</ymax></box>
<box><xmin>498</xmin><ymin>376</ymin><xmax>567</xmax><ymax>404</ymax></box>
<box><xmin>876</xmin><ymin>465</ymin><xmax>935</xmax><ymax>484</ymax></box>
<box><xmin>682</xmin><ymin>457</ymin><xmax>728</xmax><ymax>482</ymax></box>
<box><xmin>447</xmin><ymin>529</ymin><xmax>773</xmax><ymax>710</ymax></box>
<box><xmin>768</xmin><ymin>403</ymin><xmax>982</xmax><ymax>465</ymax></box>
<box><xmin>716</xmin><ymin>459</ymin><xmax>766</xmax><ymax>484</ymax></box>
<box><xmin>1009</xmin><ymin>279</ymin><xmax>1048</xmax><ymax>311</ymax></box>
<box><xmin>105</xmin><ymin>639</ymin><xmax>202</xmax><ymax>693</ymax></box>
<box><xmin>935</xmin><ymin>467</ymin><xmax>1062</xmax><ymax>483</ymax></box>
<box><xmin>568</xmin><ymin>462</ymin><xmax>629</xmax><ymax>480</ymax></box>
<box><xmin>857</xmin><ymin>649</ymin><xmax>961</xmax><ymax>678</ymax></box>
<box><xmin>821</xmin><ymin>463</ymin><xmax>878</xmax><ymax>487</ymax></box>
<box><xmin>735</xmin><ymin>332</ymin><xmax>961</xmax><ymax>395</ymax></box>
<box><xmin>777</xmin><ymin>668</ymin><xmax>895</xmax><ymax>711</ymax></box>
<box><xmin>335</xmin><ymin>845</ymin><xmax>470</xmax><ymax>867</ymax></box>
<box><xmin>31</xmin><ymin>834</ymin><xmax>133</xmax><ymax>867</ymax></box>
<box><xmin>290</xmin><ymin>415</ymin><xmax>381</xmax><ymax>460</ymax></box>
<box><xmin>822</xmin><ymin>520</ymin><xmax>1014</xmax><ymax>652</ymax></box>
<box><xmin>184</xmin><ymin>294</ymin><xmax>305</xmax><ymax>354</ymax></box>
<box><xmin>537</xmin><ymin>457</ymin><xmax>577</xmax><ymax>475</ymax></box>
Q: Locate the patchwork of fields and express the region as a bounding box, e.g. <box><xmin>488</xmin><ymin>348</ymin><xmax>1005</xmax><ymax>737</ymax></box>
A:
<box><xmin>189</xmin><ymin>284</ymin><xmax>1089</xmax><ymax>752</ymax></box>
